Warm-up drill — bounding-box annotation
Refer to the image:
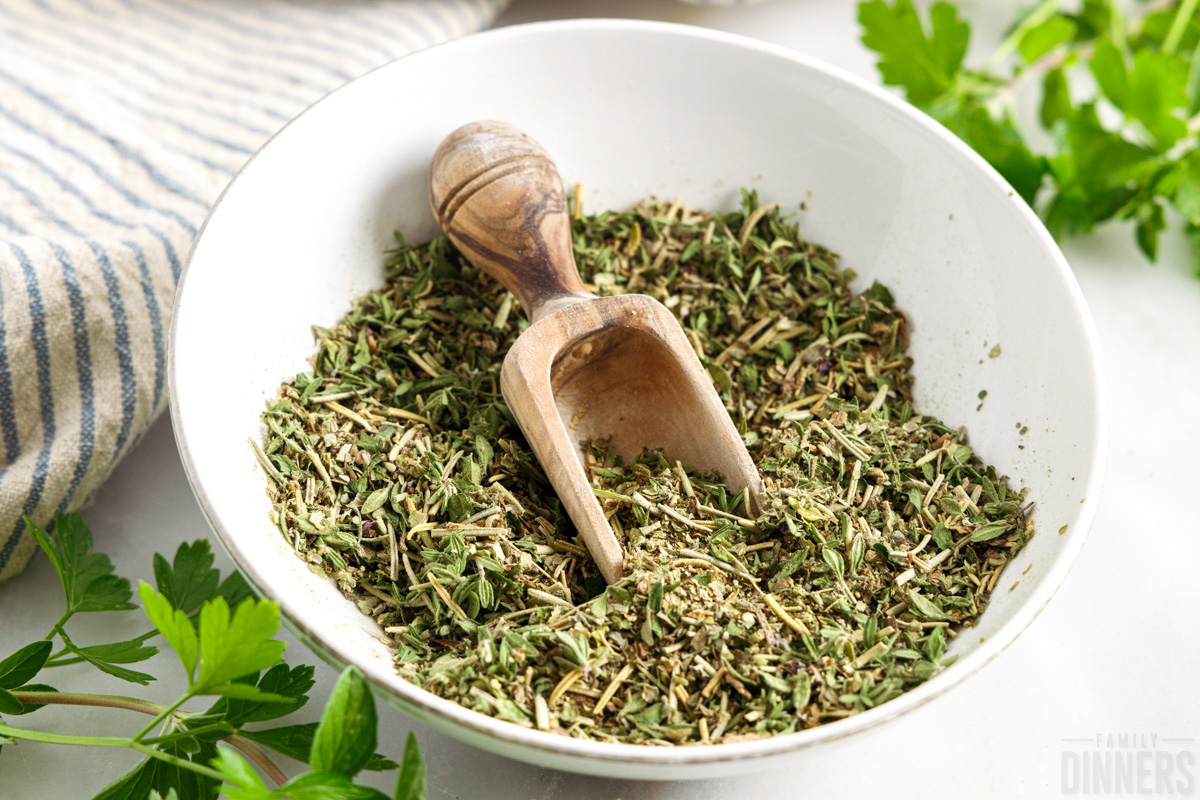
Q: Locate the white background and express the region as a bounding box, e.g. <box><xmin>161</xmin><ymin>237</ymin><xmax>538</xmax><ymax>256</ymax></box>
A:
<box><xmin>2</xmin><ymin>1</ymin><xmax>1198</xmax><ymax>797</ymax></box>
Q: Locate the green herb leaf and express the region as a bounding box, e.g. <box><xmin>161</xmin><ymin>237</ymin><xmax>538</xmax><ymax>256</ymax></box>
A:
<box><xmin>58</xmin><ymin>631</ymin><xmax>157</xmax><ymax>686</ymax></box>
<box><xmin>822</xmin><ymin>547</ymin><xmax>845</xmax><ymax>579</ymax></box>
<box><xmin>930</xmin><ymin>521</ymin><xmax>954</xmax><ymax>550</ymax></box>
<box><xmin>1041</xmin><ymin>66</ymin><xmax>1073</xmax><ymax>128</ymax></box>
<box><xmin>309</xmin><ymin>666</ymin><xmax>377</xmax><ymax>778</ymax></box>
<box><xmin>93</xmin><ymin>741</ymin><xmax>220</xmax><ymax>800</ymax></box>
<box><xmin>27</xmin><ymin>514</ymin><xmax>135</xmax><ymax>616</ymax></box>
<box><xmin>203</xmin><ymin>682</ymin><xmax>292</xmax><ymax>703</ymax></box>
<box><xmin>153</xmin><ymin>540</ymin><xmax>221</xmax><ymax>615</ymax></box>
<box><xmin>1044</xmin><ymin>106</ymin><xmax>1159</xmax><ymax>237</ymax></box>
<box><xmin>194</xmin><ymin>596</ymin><xmax>286</xmax><ymax>695</ymax></box>
<box><xmin>970</xmin><ymin>521</ymin><xmax>1011</xmax><ymax>542</ymax></box>
<box><xmin>647</xmin><ymin>580</ymin><xmax>664</xmax><ymax>614</ymax></box>
<box><xmin>274</xmin><ymin>771</ymin><xmax>386</xmax><ymax>800</ymax></box>
<box><xmin>1018</xmin><ymin>16</ymin><xmax>1076</xmax><ymax>62</ymax></box>
<box><xmin>1126</xmin><ymin>49</ymin><xmax>1190</xmax><ymax>151</ymax></box>
<box><xmin>1135</xmin><ymin>200</ymin><xmax>1167</xmax><ymax>261</ymax></box>
<box><xmin>927</xmin><ymin>96</ymin><xmax>1047</xmax><ymax>203</ymax></box>
<box><xmin>237</xmin><ymin>723</ymin><xmax>397</xmax><ymax>771</ymax></box>
<box><xmin>139</xmin><ymin>582</ymin><xmax>199</xmax><ymax>684</ymax></box>
<box><xmin>394</xmin><ymin>732</ymin><xmax>427</xmax><ymax>800</ymax></box>
<box><xmin>1173</xmin><ymin>152</ymin><xmax>1200</xmax><ymax>225</ymax></box>
<box><xmin>859</xmin><ymin>0</ymin><xmax>970</xmax><ymax>105</ymax></box>
<box><xmin>907</xmin><ymin>589</ymin><xmax>952</xmax><ymax>621</ymax></box>
<box><xmin>209</xmin><ymin>663</ymin><xmax>315</xmax><ymax>727</ymax></box>
<box><xmin>848</xmin><ymin>537</ymin><xmax>866</xmax><ymax>574</ymax></box>
<box><xmin>0</xmin><ymin>688</ymin><xmax>23</xmax><ymax>714</ymax></box>
<box><xmin>362</xmin><ymin>487</ymin><xmax>389</xmax><ymax>515</ymax></box>
<box><xmin>1091</xmin><ymin>38</ymin><xmax>1129</xmax><ymax>108</ymax></box>
<box><xmin>0</xmin><ymin>640</ymin><xmax>52</xmax><ymax>690</ymax></box>
<box><xmin>215</xmin><ymin>571</ymin><xmax>254</xmax><ymax>610</ymax></box>
<box><xmin>3</xmin><ymin>683</ymin><xmax>56</xmax><ymax>715</ymax></box>
<box><xmin>213</xmin><ymin>748</ymin><xmax>271</xmax><ymax>800</ymax></box>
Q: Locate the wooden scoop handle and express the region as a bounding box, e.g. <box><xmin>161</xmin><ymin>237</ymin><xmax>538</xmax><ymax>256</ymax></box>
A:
<box><xmin>429</xmin><ymin>121</ymin><xmax>594</xmax><ymax>324</ymax></box>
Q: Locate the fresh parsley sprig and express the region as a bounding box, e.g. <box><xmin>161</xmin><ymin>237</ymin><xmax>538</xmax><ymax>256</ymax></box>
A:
<box><xmin>0</xmin><ymin>513</ymin><xmax>428</xmax><ymax>800</ymax></box>
<box><xmin>859</xmin><ymin>0</ymin><xmax>1200</xmax><ymax>272</ymax></box>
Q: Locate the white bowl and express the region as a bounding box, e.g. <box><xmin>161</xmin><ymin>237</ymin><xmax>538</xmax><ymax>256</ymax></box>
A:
<box><xmin>169</xmin><ymin>20</ymin><xmax>1108</xmax><ymax>780</ymax></box>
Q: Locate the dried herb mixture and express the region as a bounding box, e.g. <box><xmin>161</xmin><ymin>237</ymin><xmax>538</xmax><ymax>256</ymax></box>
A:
<box><xmin>256</xmin><ymin>192</ymin><xmax>1032</xmax><ymax>745</ymax></box>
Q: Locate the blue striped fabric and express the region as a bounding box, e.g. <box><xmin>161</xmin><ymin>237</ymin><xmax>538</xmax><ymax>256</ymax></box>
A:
<box><xmin>0</xmin><ymin>0</ymin><xmax>508</xmax><ymax>580</ymax></box>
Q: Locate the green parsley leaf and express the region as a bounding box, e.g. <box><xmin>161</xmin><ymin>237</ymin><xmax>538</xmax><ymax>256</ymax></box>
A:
<box><xmin>212</xmin><ymin>748</ymin><xmax>271</xmax><ymax>800</ymax></box>
<box><xmin>309</xmin><ymin>666</ymin><xmax>378</xmax><ymax>778</ymax></box>
<box><xmin>27</xmin><ymin>514</ymin><xmax>135</xmax><ymax>616</ymax></box>
<box><xmin>1045</xmin><ymin>105</ymin><xmax>1160</xmax><ymax>236</ymax></box>
<box><xmin>0</xmin><ymin>688</ymin><xmax>22</xmax><ymax>714</ymax></box>
<box><xmin>273</xmin><ymin>771</ymin><xmax>386</xmax><ymax>800</ymax></box>
<box><xmin>1173</xmin><ymin>152</ymin><xmax>1200</xmax><ymax>225</ymax></box>
<box><xmin>153</xmin><ymin>541</ymin><xmax>221</xmax><ymax>615</ymax></box>
<box><xmin>56</xmin><ymin>628</ymin><xmax>156</xmax><ymax>686</ymax></box>
<box><xmin>93</xmin><ymin>740</ymin><xmax>220</xmax><ymax>800</ymax></box>
<box><xmin>394</xmin><ymin>733</ymin><xmax>427</xmax><ymax>800</ymax></box>
<box><xmin>206</xmin><ymin>663</ymin><xmax>315</xmax><ymax>728</ymax></box>
<box><xmin>215</xmin><ymin>571</ymin><xmax>254</xmax><ymax>610</ymax></box>
<box><xmin>1134</xmin><ymin>200</ymin><xmax>1167</xmax><ymax>261</ymax></box>
<box><xmin>3</xmin><ymin>683</ymin><xmax>55</xmax><ymax>715</ymax></box>
<box><xmin>203</xmin><ymin>683</ymin><xmax>293</xmax><ymax>703</ymax></box>
<box><xmin>1126</xmin><ymin>49</ymin><xmax>1190</xmax><ymax>151</ymax></box>
<box><xmin>1091</xmin><ymin>40</ymin><xmax>1189</xmax><ymax>150</ymax></box>
<box><xmin>236</xmin><ymin>723</ymin><xmax>397</xmax><ymax>771</ymax></box>
<box><xmin>1090</xmin><ymin>38</ymin><xmax>1129</xmax><ymax>108</ymax></box>
<box><xmin>1040</xmin><ymin>66</ymin><xmax>1073</xmax><ymax>128</ymax></box>
<box><xmin>194</xmin><ymin>596</ymin><xmax>286</xmax><ymax>695</ymax></box>
<box><xmin>0</xmin><ymin>640</ymin><xmax>52</xmax><ymax>690</ymax></box>
<box><xmin>139</xmin><ymin>582</ymin><xmax>198</xmax><ymax>684</ymax></box>
<box><xmin>927</xmin><ymin>95</ymin><xmax>1047</xmax><ymax>203</ymax></box>
<box><xmin>1018</xmin><ymin>17</ymin><xmax>1076</xmax><ymax>62</ymax></box>
<box><xmin>859</xmin><ymin>0</ymin><xmax>969</xmax><ymax>105</ymax></box>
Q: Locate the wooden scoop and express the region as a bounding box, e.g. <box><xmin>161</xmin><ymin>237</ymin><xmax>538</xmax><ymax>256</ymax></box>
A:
<box><xmin>429</xmin><ymin>121</ymin><xmax>764</xmax><ymax>584</ymax></box>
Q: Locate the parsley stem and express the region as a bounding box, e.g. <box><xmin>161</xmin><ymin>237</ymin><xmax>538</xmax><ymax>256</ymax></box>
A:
<box><xmin>0</xmin><ymin>721</ymin><xmax>128</xmax><ymax>748</ymax></box>
<box><xmin>11</xmin><ymin>691</ymin><xmax>164</xmax><ymax>716</ymax></box>
<box><xmin>1166</xmin><ymin>0</ymin><xmax>1200</xmax><ymax>54</ymax></box>
<box><xmin>9</xmin><ymin>692</ymin><xmax>288</xmax><ymax>786</ymax></box>
<box><xmin>44</xmin><ymin>610</ymin><xmax>73</xmax><ymax>643</ymax></box>
<box><xmin>41</xmin><ymin>656</ymin><xmax>85</xmax><ymax>668</ymax></box>
<box><xmin>131</xmin><ymin>691</ymin><xmax>192</xmax><ymax>743</ymax></box>
<box><xmin>228</xmin><ymin>734</ymin><xmax>290</xmax><ymax>786</ymax></box>
<box><xmin>140</xmin><ymin>722</ymin><xmax>231</xmax><ymax>746</ymax></box>
<box><xmin>0</xmin><ymin>722</ymin><xmax>226</xmax><ymax>782</ymax></box>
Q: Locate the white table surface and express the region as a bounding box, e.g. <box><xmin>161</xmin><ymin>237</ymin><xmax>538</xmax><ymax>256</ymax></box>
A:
<box><xmin>2</xmin><ymin>1</ymin><xmax>1198</xmax><ymax>798</ymax></box>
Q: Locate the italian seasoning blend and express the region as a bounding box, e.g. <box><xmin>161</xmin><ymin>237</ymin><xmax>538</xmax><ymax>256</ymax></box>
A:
<box><xmin>257</xmin><ymin>192</ymin><xmax>1031</xmax><ymax>745</ymax></box>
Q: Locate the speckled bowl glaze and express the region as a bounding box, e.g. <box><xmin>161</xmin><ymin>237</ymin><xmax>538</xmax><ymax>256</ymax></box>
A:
<box><xmin>169</xmin><ymin>20</ymin><xmax>1108</xmax><ymax>780</ymax></box>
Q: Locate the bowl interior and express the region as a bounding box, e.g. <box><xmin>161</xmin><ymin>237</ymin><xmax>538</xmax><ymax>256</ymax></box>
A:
<box><xmin>170</xmin><ymin>20</ymin><xmax>1106</xmax><ymax>779</ymax></box>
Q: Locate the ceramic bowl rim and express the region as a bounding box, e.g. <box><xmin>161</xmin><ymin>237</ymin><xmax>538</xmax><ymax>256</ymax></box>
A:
<box><xmin>168</xmin><ymin>18</ymin><xmax>1110</xmax><ymax>770</ymax></box>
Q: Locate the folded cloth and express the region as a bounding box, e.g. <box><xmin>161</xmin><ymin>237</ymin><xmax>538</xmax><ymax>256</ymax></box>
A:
<box><xmin>0</xmin><ymin>0</ymin><xmax>507</xmax><ymax>581</ymax></box>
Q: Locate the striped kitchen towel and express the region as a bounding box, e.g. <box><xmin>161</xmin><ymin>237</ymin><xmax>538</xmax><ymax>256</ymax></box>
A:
<box><xmin>0</xmin><ymin>0</ymin><xmax>508</xmax><ymax>581</ymax></box>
